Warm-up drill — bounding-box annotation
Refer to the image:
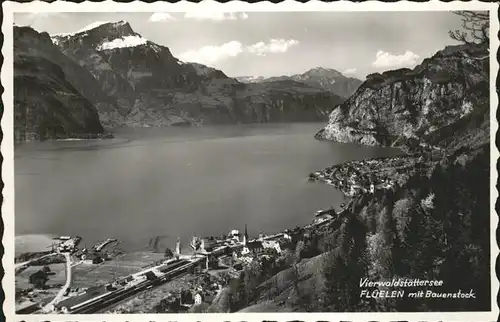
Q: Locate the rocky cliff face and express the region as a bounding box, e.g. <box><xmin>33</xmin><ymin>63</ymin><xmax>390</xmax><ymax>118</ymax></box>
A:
<box><xmin>14</xmin><ymin>26</ymin><xmax>106</xmax><ymax>141</ymax></box>
<box><xmin>237</xmin><ymin>67</ymin><xmax>363</xmax><ymax>99</ymax></box>
<box><xmin>315</xmin><ymin>44</ymin><xmax>489</xmax><ymax>149</ymax></box>
<box><xmin>51</xmin><ymin>21</ymin><xmax>343</xmax><ymax>127</ymax></box>
<box><xmin>233</xmin><ymin>80</ymin><xmax>341</xmax><ymax>123</ymax></box>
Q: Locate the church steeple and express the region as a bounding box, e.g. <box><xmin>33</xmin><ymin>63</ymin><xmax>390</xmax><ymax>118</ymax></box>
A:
<box><xmin>243</xmin><ymin>224</ymin><xmax>248</xmax><ymax>246</ymax></box>
<box><xmin>175</xmin><ymin>237</ymin><xmax>181</xmax><ymax>257</ymax></box>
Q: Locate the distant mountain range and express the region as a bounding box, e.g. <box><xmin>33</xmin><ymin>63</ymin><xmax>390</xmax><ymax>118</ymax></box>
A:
<box><xmin>14</xmin><ymin>21</ymin><xmax>346</xmax><ymax>141</ymax></box>
<box><xmin>236</xmin><ymin>67</ymin><xmax>363</xmax><ymax>99</ymax></box>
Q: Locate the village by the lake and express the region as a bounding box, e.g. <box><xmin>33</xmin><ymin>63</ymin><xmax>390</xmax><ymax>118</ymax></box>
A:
<box><xmin>15</xmin><ymin>202</ymin><xmax>345</xmax><ymax>314</ymax></box>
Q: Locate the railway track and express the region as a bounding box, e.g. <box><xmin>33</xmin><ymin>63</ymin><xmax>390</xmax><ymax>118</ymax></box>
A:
<box><xmin>65</xmin><ymin>260</ymin><xmax>198</xmax><ymax>314</ymax></box>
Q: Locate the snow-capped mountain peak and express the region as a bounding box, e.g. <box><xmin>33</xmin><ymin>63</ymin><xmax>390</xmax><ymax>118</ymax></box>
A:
<box><xmin>52</xmin><ymin>20</ymin><xmax>130</xmax><ymax>38</ymax></box>
<box><xmin>76</xmin><ymin>20</ymin><xmax>126</xmax><ymax>34</ymax></box>
<box><xmin>51</xmin><ymin>20</ymin><xmax>147</xmax><ymax>50</ymax></box>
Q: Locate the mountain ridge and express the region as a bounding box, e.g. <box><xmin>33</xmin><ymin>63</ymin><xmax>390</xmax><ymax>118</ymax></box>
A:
<box><xmin>236</xmin><ymin>67</ymin><xmax>363</xmax><ymax>98</ymax></box>
<box><xmin>14</xmin><ymin>26</ymin><xmax>109</xmax><ymax>141</ymax></box>
<box><xmin>43</xmin><ymin>21</ymin><xmax>345</xmax><ymax>129</ymax></box>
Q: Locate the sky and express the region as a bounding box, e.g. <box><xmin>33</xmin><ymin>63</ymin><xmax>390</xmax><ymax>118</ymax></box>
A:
<box><xmin>14</xmin><ymin>11</ymin><xmax>466</xmax><ymax>79</ymax></box>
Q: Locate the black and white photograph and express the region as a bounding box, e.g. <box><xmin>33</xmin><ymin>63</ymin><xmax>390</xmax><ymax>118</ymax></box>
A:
<box><xmin>3</xmin><ymin>1</ymin><xmax>498</xmax><ymax>319</ymax></box>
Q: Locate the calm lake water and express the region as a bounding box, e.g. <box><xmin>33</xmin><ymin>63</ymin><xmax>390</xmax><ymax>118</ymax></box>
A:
<box><xmin>14</xmin><ymin>123</ymin><xmax>399</xmax><ymax>253</ymax></box>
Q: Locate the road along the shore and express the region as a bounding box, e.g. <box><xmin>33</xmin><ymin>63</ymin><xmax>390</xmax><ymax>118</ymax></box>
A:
<box><xmin>41</xmin><ymin>252</ymin><xmax>72</xmax><ymax>313</ymax></box>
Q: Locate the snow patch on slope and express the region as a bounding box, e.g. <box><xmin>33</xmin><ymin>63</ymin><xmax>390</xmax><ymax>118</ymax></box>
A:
<box><xmin>97</xmin><ymin>35</ymin><xmax>148</xmax><ymax>51</ymax></box>
<box><xmin>235</xmin><ymin>76</ymin><xmax>266</xmax><ymax>83</ymax></box>
<box><xmin>51</xmin><ymin>20</ymin><xmax>127</xmax><ymax>38</ymax></box>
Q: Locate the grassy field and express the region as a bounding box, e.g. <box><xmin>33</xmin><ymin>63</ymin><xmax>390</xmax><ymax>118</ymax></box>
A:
<box><xmin>72</xmin><ymin>251</ymin><xmax>166</xmax><ymax>288</ymax></box>
<box><xmin>16</xmin><ymin>263</ymin><xmax>67</xmax><ymax>290</ymax></box>
<box><xmin>15</xmin><ymin>251</ymin><xmax>193</xmax><ymax>313</ymax></box>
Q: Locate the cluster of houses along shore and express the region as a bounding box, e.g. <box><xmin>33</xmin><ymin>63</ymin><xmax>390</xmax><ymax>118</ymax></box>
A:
<box><xmin>16</xmin><ymin>203</ymin><xmax>344</xmax><ymax>314</ymax></box>
<box><xmin>188</xmin><ymin>225</ymin><xmax>291</xmax><ymax>265</ymax></box>
<box><xmin>310</xmin><ymin>160</ymin><xmax>399</xmax><ymax>197</ymax></box>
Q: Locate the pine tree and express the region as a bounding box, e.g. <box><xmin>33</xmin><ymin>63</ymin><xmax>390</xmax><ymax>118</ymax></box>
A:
<box><xmin>321</xmin><ymin>216</ymin><xmax>371</xmax><ymax>311</ymax></box>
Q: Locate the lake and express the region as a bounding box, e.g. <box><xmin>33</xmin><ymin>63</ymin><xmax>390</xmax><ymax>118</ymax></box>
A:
<box><xmin>14</xmin><ymin>123</ymin><xmax>399</xmax><ymax>254</ymax></box>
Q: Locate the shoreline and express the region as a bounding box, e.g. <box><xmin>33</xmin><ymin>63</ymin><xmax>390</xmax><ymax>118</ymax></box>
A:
<box><xmin>15</xmin><ymin>234</ymin><xmax>59</xmax><ymax>256</ymax></box>
<box><xmin>14</xmin><ymin>133</ymin><xmax>402</xmax><ymax>258</ymax></box>
<box><xmin>15</xmin><ymin>132</ymin><xmax>115</xmax><ymax>144</ymax></box>
<box><xmin>309</xmin><ymin>153</ymin><xmax>437</xmax><ymax>198</ymax></box>
<box><xmin>14</xmin><ymin>126</ymin><xmax>452</xmax><ymax>314</ymax></box>
<box><xmin>14</xmin><ymin>135</ymin><xmax>483</xmax><ymax>314</ymax></box>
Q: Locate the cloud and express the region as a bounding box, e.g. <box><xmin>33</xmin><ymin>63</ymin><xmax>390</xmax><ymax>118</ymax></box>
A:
<box><xmin>372</xmin><ymin>50</ymin><xmax>420</xmax><ymax>69</ymax></box>
<box><xmin>178</xmin><ymin>38</ymin><xmax>300</xmax><ymax>66</ymax></box>
<box><xmin>22</xmin><ymin>12</ymin><xmax>65</xmax><ymax>23</ymax></box>
<box><xmin>343</xmin><ymin>68</ymin><xmax>357</xmax><ymax>75</ymax></box>
<box><xmin>184</xmin><ymin>12</ymin><xmax>248</xmax><ymax>21</ymax></box>
<box><xmin>246</xmin><ymin>39</ymin><xmax>299</xmax><ymax>56</ymax></box>
<box><xmin>25</xmin><ymin>12</ymin><xmax>59</xmax><ymax>19</ymax></box>
<box><xmin>149</xmin><ymin>13</ymin><xmax>176</xmax><ymax>22</ymax></box>
<box><xmin>178</xmin><ymin>41</ymin><xmax>244</xmax><ymax>65</ymax></box>
<box><xmin>15</xmin><ymin>12</ymin><xmax>67</xmax><ymax>30</ymax></box>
